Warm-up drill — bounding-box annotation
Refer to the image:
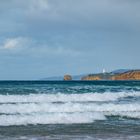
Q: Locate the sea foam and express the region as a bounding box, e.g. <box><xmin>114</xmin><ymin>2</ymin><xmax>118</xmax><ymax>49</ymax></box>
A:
<box><xmin>0</xmin><ymin>91</ymin><xmax>139</xmax><ymax>103</ymax></box>
<box><xmin>0</xmin><ymin>91</ymin><xmax>140</xmax><ymax>126</ymax></box>
<box><xmin>0</xmin><ymin>112</ymin><xmax>106</xmax><ymax>126</ymax></box>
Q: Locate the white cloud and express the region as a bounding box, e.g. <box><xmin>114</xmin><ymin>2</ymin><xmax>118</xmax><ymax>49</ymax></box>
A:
<box><xmin>1</xmin><ymin>37</ymin><xmax>30</xmax><ymax>51</ymax></box>
<box><xmin>0</xmin><ymin>37</ymin><xmax>81</xmax><ymax>57</ymax></box>
<box><xmin>3</xmin><ymin>38</ymin><xmax>20</xmax><ymax>49</ymax></box>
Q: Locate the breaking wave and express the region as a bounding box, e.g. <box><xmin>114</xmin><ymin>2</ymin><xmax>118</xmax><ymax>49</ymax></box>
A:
<box><xmin>0</xmin><ymin>91</ymin><xmax>140</xmax><ymax>126</ymax></box>
<box><xmin>0</xmin><ymin>91</ymin><xmax>140</xmax><ymax>103</ymax></box>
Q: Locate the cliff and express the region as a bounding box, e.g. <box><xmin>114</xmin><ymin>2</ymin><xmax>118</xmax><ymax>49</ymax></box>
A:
<box><xmin>81</xmin><ymin>73</ymin><xmax>112</xmax><ymax>81</ymax></box>
<box><xmin>82</xmin><ymin>75</ymin><xmax>101</xmax><ymax>80</ymax></box>
<box><xmin>111</xmin><ymin>70</ymin><xmax>140</xmax><ymax>80</ymax></box>
<box><xmin>81</xmin><ymin>70</ymin><xmax>140</xmax><ymax>81</ymax></box>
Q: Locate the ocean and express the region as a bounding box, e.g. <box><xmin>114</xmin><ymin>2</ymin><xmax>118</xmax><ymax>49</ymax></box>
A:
<box><xmin>0</xmin><ymin>81</ymin><xmax>140</xmax><ymax>140</ymax></box>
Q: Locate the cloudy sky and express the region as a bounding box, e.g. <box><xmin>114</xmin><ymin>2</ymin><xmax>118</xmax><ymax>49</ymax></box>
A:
<box><xmin>0</xmin><ymin>0</ymin><xmax>140</xmax><ymax>80</ymax></box>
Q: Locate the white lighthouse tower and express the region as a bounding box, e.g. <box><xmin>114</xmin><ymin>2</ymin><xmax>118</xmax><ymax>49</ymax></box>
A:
<box><xmin>103</xmin><ymin>68</ymin><xmax>106</xmax><ymax>74</ymax></box>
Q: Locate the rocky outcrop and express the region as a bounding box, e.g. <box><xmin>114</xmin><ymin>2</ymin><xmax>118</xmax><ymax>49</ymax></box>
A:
<box><xmin>81</xmin><ymin>75</ymin><xmax>101</xmax><ymax>80</ymax></box>
<box><xmin>111</xmin><ymin>70</ymin><xmax>140</xmax><ymax>80</ymax></box>
<box><xmin>63</xmin><ymin>75</ymin><xmax>72</xmax><ymax>81</ymax></box>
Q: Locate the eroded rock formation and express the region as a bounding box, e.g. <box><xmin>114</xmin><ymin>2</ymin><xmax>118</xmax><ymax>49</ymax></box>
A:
<box><xmin>63</xmin><ymin>75</ymin><xmax>72</xmax><ymax>81</ymax></box>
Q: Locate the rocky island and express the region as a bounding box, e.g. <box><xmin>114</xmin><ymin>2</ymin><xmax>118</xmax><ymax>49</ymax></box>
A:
<box><xmin>63</xmin><ymin>75</ymin><xmax>72</xmax><ymax>81</ymax></box>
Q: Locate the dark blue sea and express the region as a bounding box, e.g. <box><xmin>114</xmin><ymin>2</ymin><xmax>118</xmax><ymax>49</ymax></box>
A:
<box><xmin>0</xmin><ymin>81</ymin><xmax>140</xmax><ymax>140</ymax></box>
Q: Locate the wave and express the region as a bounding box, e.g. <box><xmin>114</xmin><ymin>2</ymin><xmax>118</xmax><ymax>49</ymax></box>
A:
<box><xmin>0</xmin><ymin>92</ymin><xmax>140</xmax><ymax>126</ymax></box>
<box><xmin>0</xmin><ymin>102</ymin><xmax>140</xmax><ymax>114</ymax></box>
<box><xmin>0</xmin><ymin>109</ymin><xmax>140</xmax><ymax>126</ymax></box>
<box><xmin>0</xmin><ymin>112</ymin><xmax>106</xmax><ymax>126</ymax></box>
<box><xmin>0</xmin><ymin>91</ymin><xmax>140</xmax><ymax>103</ymax></box>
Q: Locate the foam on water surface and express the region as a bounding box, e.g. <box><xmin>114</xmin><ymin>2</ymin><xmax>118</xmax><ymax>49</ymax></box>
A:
<box><xmin>0</xmin><ymin>91</ymin><xmax>140</xmax><ymax>126</ymax></box>
<box><xmin>0</xmin><ymin>91</ymin><xmax>140</xmax><ymax>103</ymax></box>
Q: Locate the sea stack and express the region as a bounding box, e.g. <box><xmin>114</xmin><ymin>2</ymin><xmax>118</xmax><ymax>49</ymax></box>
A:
<box><xmin>63</xmin><ymin>75</ymin><xmax>72</xmax><ymax>81</ymax></box>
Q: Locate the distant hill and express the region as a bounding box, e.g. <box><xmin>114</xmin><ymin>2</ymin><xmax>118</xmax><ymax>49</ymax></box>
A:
<box><xmin>72</xmin><ymin>74</ymin><xmax>87</xmax><ymax>80</ymax></box>
<box><xmin>111</xmin><ymin>69</ymin><xmax>132</xmax><ymax>74</ymax></box>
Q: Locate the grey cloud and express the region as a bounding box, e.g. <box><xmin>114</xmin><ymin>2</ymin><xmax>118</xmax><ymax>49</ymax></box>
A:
<box><xmin>1</xmin><ymin>0</ymin><xmax>140</xmax><ymax>33</ymax></box>
<box><xmin>24</xmin><ymin>0</ymin><xmax>140</xmax><ymax>31</ymax></box>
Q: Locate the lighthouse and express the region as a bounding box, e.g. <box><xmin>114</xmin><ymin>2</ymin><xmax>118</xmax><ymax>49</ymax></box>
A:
<box><xmin>103</xmin><ymin>68</ymin><xmax>106</xmax><ymax>74</ymax></box>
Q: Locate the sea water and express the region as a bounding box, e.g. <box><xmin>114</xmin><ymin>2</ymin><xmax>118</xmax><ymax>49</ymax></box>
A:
<box><xmin>0</xmin><ymin>81</ymin><xmax>140</xmax><ymax>140</ymax></box>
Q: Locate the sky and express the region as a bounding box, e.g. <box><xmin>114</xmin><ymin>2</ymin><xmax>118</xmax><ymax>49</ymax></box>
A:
<box><xmin>0</xmin><ymin>0</ymin><xmax>140</xmax><ymax>80</ymax></box>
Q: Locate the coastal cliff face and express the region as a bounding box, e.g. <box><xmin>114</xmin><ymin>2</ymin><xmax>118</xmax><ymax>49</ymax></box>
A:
<box><xmin>81</xmin><ymin>75</ymin><xmax>101</xmax><ymax>80</ymax></box>
<box><xmin>81</xmin><ymin>73</ymin><xmax>112</xmax><ymax>81</ymax></box>
<box><xmin>81</xmin><ymin>70</ymin><xmax>140</xmax><ymax>81</ymax></box>
<box><xmin>111</xmin><ymin>71</ymin><xmax>140</xmax><ymax>80</ymax></box>
<box><xmin>63</xmin><ymin>75</ymin><xmax>72</xmax><ymax>81</ymax></box>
